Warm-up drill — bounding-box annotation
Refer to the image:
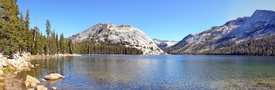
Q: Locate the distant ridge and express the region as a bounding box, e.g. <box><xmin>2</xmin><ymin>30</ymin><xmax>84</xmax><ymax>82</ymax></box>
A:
<box><xmin>153</xmin><ymin>39</ymin><xmax>178</xmax><ymax>49</ymax></box>
<box><xmin>166</xmin><ymin>10</ymin><xmax>275</xmax><ymax>56</ymax></box>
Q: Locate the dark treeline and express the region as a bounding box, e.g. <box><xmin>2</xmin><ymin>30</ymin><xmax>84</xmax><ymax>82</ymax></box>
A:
<box><xmin>0</xmin><ymin>0</ymin><xmax>143</xmax><ymax>55</ymax></box>
<box><xmin>72</xmin><ymin>40</ymin><xmax>143</xmax><ymax>55</ymax></box>
<box><xmin>205</xmin><ymin>35</ymin><xmax>275</xmax><ymax>56</ymax></box>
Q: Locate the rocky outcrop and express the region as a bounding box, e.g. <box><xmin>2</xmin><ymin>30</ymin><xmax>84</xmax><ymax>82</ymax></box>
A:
<box><xmin>167</xmin><ymin>10</ymin><xmax>275</xmax><ymax>54</ymax></box>
<box><xmin>0</xmin><ymin>53</ymin><xmax>30</xmax><ymax>71</ymax></box>
<box><xmin>0</xmin><ymin>53</ymin><xmax>32</xmax><ymax>90</ymax></box>
<box><xmin>69</xmin><ymin>23</ymin><xmax>165</xmax><ymax>55</ymax></box>
<box><xmin>44</xmin><ymin>73</ymin><xmax>64</xmax><ymax>80</ymax></box>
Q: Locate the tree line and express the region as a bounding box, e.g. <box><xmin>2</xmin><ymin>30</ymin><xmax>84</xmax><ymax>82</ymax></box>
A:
<box><xmin>0</xmin><ymin>0</ymin><xmax>143</xmax><ymax>56</ymax></box>
<box><xmin>0</xmin><ymin>0</ymin><xmax>73</xmax><ymax>55</ymax></box>
<box><xmin>72</xmin><ymin>39</ymin><xmax>143</xmax><ymax>55</ymax></box>
<box><xmin>205</xmin><ymin>35</ymin><xmax>275</xmax><ymax>56</ymax></box>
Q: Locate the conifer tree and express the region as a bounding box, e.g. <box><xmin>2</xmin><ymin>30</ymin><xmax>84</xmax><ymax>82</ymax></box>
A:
<box><xmin>55</xmin><ymin>33</ymin><xmax>59</xmax><ymax>54</ymax></box>
<box><xmin>0</xmin><ymin>0</ymin><xmax>21</xmax><ymax>55</ymax></box>
<box><xmin>59</xmin><ymin>33</ymin><xmax>65</xmax><ymax>54</ymax></box>
<box><xmin>68</xmin><ymin>39</ymin><xmax>73</xmax><ymax>54</ymax></box>
<box><xmin>25</xmin><ymin>9</ymin><xmax>30</xmax><ymax>30</ymax></box>
<box><xmin>46</xmin><ymin>19</ymin><xmax>51</xmax><ymax>39</ymax></box>
<box><xmin>50</xmin><ymin>30</ymin><xmax>57</xmax><ymax>54</ymax></box>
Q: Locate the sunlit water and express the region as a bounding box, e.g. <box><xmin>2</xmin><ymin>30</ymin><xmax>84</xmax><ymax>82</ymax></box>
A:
<box><xmin>17</xmin><ymin>55</ymin><xmax>275</xmax><ymax>89</ymax></box>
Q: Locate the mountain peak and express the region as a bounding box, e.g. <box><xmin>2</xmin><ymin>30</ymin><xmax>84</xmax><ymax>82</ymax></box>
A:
<box><xmin>249</xmin><ymin>10</ymin><xmax>275</xmax><ymax>22</ymax></box>
<box><xmin>70</xmin><ymin>23</ymin><xmax>165</xmax><ymax>55</ymax></box>
<box><xmin>252</xmin><ymin>10</ymin><xmax>275</xmax><ymax>16</ymax></box>
<box><xmin>94</xmin><ymin>23</ymin><xmax>133</xmax><ymax>28</ymax></box>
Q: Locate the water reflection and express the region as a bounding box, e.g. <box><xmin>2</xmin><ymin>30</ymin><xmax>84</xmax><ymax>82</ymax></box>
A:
<box><xmin>17</xmin><ymin>55</ymin><xmax>275</xmax><ymax>89</ymax></box>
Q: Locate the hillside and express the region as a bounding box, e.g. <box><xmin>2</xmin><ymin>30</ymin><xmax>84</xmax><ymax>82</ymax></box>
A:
<box><xmin>69</xmin><ymin>23</ymin><xmax>165</xmax><ymax>55</ymax></box>
<box><xmin>166</xmin><ymin>10</ymin><xmax>275</xmax><ymax>55</ymax></box>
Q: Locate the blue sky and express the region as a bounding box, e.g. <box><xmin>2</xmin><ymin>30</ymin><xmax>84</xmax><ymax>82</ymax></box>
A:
<box><xmin>17</xmin><ymin>0</ymin><xmax>275</xmax><ymax>41</ymax></box>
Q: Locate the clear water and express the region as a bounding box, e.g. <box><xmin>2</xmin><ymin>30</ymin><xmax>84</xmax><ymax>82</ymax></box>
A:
<box><xmin>17</xmin><ymin>55</ymin><xmax>275</xmax><ymax>89</ymax></box>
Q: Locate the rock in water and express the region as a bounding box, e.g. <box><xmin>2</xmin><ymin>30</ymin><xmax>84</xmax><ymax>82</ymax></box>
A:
<box><xmin>69</xmin><ymin>23</ymin><xmax>165</xmax><ymax>55</ymax></box>
<box><xmin>25</xmin><ymin>75</ymin><xmax>40</xmax><ymax>88</ymax></box>
<box><xmin>52</xmin><ymin>87</ymin><xmax>57</xmax><ymax>90</ymax></box>
<box><xmin>36</xmin><ymin>85</ymin><xmax>47</xmax><ymax>90</ymax></box>
<box><xmin>44</xmin><ymin>73</ymin><xmax>64</xmax><ymax>80</ymax></box>
<box><xmin>41</xmin><ymin>79</ymin><xmax>46</xmax><ymax>82</ymax></box>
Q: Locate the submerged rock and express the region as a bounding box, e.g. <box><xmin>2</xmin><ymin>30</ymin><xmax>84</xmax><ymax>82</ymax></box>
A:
<box><xmin>25</xmin><ymin>75</ymin><xmax>40</xmax><ymax>88</ymax></box>
<box><xmin>44</xmin><ymin>73</ymin><xmax>64</xmax><ymax>80</ymax></box>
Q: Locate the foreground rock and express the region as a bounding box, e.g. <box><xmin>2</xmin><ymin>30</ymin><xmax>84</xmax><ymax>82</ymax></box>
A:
<box><xmin>52</xmin><ymin>86</ymin><xmax>57</xmax><ymax>90</ymax></box>
<box><xmin>44</xmin><ymin>73</ymin><xmax>64</xmax><ymax>80</ymax></box>
<box><xmin>0</xmin><ymin>53</ymin><xmax>31</xmax><ymax>89</ymax></box>
<box><xmin>4</xmin><ymin>77</ymin><xmax>26</xmax><ymax>90</ymax></box>
<box><xmin>25</xmin><ymin>75</ymin><xmax>40</xmax><ymax>88</ymax></box>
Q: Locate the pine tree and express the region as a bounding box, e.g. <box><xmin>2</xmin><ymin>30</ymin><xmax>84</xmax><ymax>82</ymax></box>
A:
<box><xmin>25</xmin><ymin>10</ymin><xmax>32</xmax><ymax>52</ymax></box>
<box><xmin>36</xmin><ymin>32</ymin><xmax>44</xmax><ymax>55</ymax></box>
<box><xmin>68</xmin><ymin>39</ymin><xmax>73</xmax><ymax>54</ymax></box>
<box><xmin>50</xmin><ymin>30</ymin><xmax>57</xmax><ymax>54</ymax></box>
<box><xmin>46</xmin><ymin>19</ymin><xmax>51</xmax><ymax>39</ymax></box>
<box><xmin>55</xmin><ymin>33</ymin><xmax>59</xmax><ymax>54</ymax></box>
<box><xmin>45</xmin><ymin>20</ymin><xmax>53</xmax><ymax>54</ymax></box>
<box><xmin>0</xmin><ymin>0</ymin><xmax>22</xmax><ymax>55</ymax></box>
<box><xmin>59</xmin><ymin>33</ymin><xmax>65</xmax><ymax>54</ymax></box>
<box><xmin>30</xmin><ymin>26</ymin><xmax>40</xmax><ymax>55</ymax></box>
<box><xmin>18</xmin><ymin>12</ymin><xmax>28</xmax><ymax>53</ymax></box>
<box><xmin>25</xmin><ymin>9</ymin><xmax>30</xmax><ymax>30</ymax></box>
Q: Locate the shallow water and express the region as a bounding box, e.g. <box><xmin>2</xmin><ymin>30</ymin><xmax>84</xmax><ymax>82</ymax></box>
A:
<box><xmin>17</xmin><ymin>55</ymin><xmax>275</xmax><ymax>89</ymax></box>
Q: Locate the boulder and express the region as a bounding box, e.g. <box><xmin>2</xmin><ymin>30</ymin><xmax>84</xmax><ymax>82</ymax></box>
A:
<box><xmin>52</xmin><ymin>86</ymin><xmax>57</xmax><ymax>90</ymax></box>
<box><xmin>25</xmin><ymin>75</ymin><xmax>40</xmax><ymax>88</ymax></box>
<box><xmin>44</xmin><ymin>73</ymin><xmax>64</xmax><ymax>80</ymax></box>
<box><xmin>0</xmin><ymin>70</ymin><xmax>3</xmax><ymax>75</ymax></box>
<box><xmin>36</xmin><ymin>85</ymin><xmax>48</xmax><ymax>90</ymax></box>
<box><xmin>41</xmin><ymin>79</ymin><xmax>46</xmax><ymax>82</ymax></box>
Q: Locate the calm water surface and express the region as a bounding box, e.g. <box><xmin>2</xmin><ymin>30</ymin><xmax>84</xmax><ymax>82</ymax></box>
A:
<box><xmin>17</xmin><ymin>55</ymin><xmax>275</xmax><ymax>89</ymax></box>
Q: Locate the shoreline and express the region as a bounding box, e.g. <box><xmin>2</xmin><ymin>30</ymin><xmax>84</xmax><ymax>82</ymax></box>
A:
<box><xmin>28</xmin><ymin>54</ymin><xmax>82</xmax><ymax>60</ymax></box>
<box><xmin>0</xmin><ymin>53</ymin><xmax>80</xmax><ymax>90</ymax></box>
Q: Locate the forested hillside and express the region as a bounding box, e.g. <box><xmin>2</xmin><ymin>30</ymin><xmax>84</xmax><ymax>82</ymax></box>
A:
<box><xmin>205</xmin><ymin>35</ymin><xmax>275</xmax><ymax>56</ymax></box>
<box><xmin>166</xmin><ymin>10</ymin><xmax>275</xmax><ymax>56</ymax></box>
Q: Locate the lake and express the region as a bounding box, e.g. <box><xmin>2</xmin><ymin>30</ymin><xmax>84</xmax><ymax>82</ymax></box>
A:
<box><xmin>17</xmin><ymin>55</ymin><xmax>275</xmax><ymax>89</ymax></box>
